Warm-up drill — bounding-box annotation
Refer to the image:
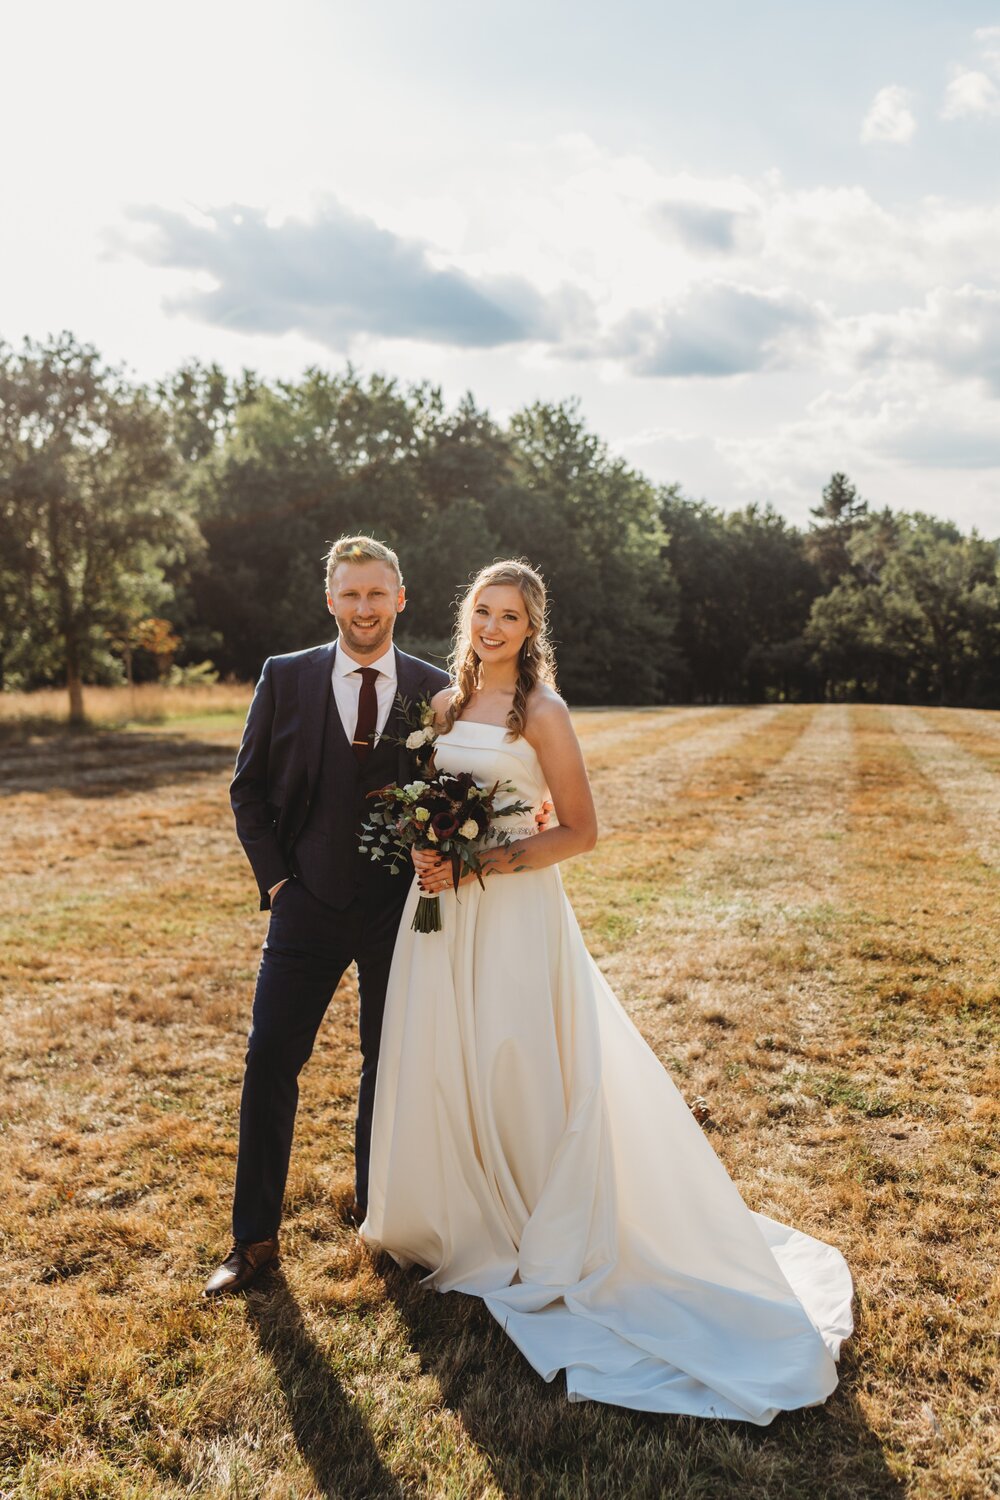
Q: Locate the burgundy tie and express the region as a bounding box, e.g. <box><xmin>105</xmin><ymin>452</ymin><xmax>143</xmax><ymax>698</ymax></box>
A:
<box><xmin>352</xmin><ymin>667</ymin><xmax>379</xmax><ymax>763</ymax></box>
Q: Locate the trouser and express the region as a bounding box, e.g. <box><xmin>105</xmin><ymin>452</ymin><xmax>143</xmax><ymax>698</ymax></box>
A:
<box><xmin>231</xmin><ymin>874</ymin><xmax>407</xmax><ymax>1241</ymax></box>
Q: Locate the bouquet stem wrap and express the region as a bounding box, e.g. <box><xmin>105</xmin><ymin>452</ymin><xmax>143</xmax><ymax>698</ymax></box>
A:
<box><xmin>412</xmin><ymin>893</ymin><xmax>443</xmax><ymax>933</ymax></box>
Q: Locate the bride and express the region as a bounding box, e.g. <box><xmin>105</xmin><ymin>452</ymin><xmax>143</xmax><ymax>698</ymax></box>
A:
<box><xmin>361</xmin><ymin>560</ymin><xmax>854</xmax><ymax>1422</ymax></box>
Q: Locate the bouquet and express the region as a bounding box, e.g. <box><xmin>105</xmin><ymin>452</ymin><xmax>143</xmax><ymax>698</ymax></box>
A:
<box><xmin>360</xmin><ymin>769</ymin><xmax>534</xmax><ymax>932</ymax></box>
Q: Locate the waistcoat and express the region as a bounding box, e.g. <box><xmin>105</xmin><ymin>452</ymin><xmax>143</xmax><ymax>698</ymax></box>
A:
<box><xmin>291</xmin><ymin>683</ymin><xmax>408</xmax><ymax>910</ymax></box>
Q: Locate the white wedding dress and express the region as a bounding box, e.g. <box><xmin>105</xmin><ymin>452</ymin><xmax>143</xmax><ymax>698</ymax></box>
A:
<box><xmin>361</xmin><ymin>721</ymin><xmax>854</xmax><ymax>1422</ymax></box>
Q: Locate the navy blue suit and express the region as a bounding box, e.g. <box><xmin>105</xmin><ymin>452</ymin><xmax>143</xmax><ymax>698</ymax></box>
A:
<box><xmin>230</xmin><ymin>641</ymin><xmax>449</xmax><ymax>1234</ymax></box>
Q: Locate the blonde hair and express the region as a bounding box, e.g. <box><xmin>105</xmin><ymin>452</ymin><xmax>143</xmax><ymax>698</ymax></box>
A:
<box><xmin>445</xmin><ymin>559</ymin><xmax>557</xmax><ymax>738</ymax></box>
<box><xmin>325</xmin><ymin>535</ymin><xmax>402</xmax><ymax>593</ymax></box>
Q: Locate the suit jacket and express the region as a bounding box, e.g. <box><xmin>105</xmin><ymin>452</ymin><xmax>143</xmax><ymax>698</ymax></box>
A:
<box><xmin>231</xmin><ymin>641</ymin><xmax>450</xmax><ymax>910</ymax></box>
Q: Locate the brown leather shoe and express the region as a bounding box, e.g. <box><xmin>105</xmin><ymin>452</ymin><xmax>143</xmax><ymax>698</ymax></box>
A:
<box><xmin>203</xmin><ymin>1235</ymin><xmax>279</xmax><ymax>1297</ymax></box>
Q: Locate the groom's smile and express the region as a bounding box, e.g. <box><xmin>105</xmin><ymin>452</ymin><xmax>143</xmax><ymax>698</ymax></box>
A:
<box><xmin>327</xmin><ymin>558</ymin><xmax>406</xmax><ymax>663</ymax></box>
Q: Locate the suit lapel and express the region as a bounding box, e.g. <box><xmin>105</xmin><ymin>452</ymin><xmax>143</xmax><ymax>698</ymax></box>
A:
<box><xmin>392</xmin><ymin>647</ymin><xmax>423</xmax><ymax>784</ymax></box>
<box><xmin>300</xmin><ymin>642</ymin><xmax>337</xmax><ymax>790</ymax></box>
<box><xmin>391</xmin><ymin>646</ymin><xmax>419</xmax><ymax>730</ymax></box>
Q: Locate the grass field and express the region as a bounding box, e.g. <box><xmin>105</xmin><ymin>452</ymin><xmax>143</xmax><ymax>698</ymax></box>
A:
<box><xmin>1</xmin><ymin>697</ymin><xmax>998</xmax><ymax>1499</ymax></box>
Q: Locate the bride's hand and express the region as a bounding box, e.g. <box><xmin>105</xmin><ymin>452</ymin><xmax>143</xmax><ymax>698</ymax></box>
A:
<box><xmin>412</xmin><ymin>847</ymin><xmax>456</xmax><ymax>894</ymax></box>
<box><xmin>535</xmin><ymin>800</ymin><xmax>554</xmax><ymax>832</ymax></box>
<box><xmin>412</xmin><ymin>846</ymin><xmax>502</xmax><ymax>893</ymax></box>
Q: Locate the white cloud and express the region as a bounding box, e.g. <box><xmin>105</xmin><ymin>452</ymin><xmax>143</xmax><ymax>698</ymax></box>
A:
<box><xmin>454</xmin><ymin>139</ymin><xmax>1000</xmax><ymax>303</ymax></box>
<box><xmin>941</xmin><ymin>69</ymin><xmax>1000</xmax><ymax>120</ymax></box>
<box><xmin>940</xmin><ymin>27</ymin><xmax>1000</xmax><ymax>119</ymax></box>
<box><xmin>844</xmin><ymin>284</ymin><xmax>1000</xmax><ymax>393</ymax></box>
<box><xmin>757</xmin><ymin>184</ymin><xmax>912</xmax><ymax>283</ymax></box>
<box><xmin>716</xmin><ymin>365</ymin><xmax>1000</xmax><ymax>524</ymax></box>
<box><xmin>648</xmin><ymin>199</ymin><xmax>754</xmax><ymax>254</ymax></box>
<box><xmin>861</xmin><ymin>86</ymin><xmax>917</xmax><ymax>145</ymax></box>
<box><xmin>604</xmin><ymin>282</ymin><xmax>821</xmax><ymax>378</ymax></box>
<box><xmin>973</xmin><ymin>25</ymin><xmax>1000</xmax><ymax>72</ymax></box>
<box><xmin>111</xmin><ymin>199</ymin><xmax>593</xmax><ymax>352</ymax></box>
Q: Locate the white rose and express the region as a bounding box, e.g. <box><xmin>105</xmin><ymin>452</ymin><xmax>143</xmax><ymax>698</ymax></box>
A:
<box><xmin>458</xmin><ymin>819</ymin><xmax>479</xmax><ymax>839</ymax></box>
<box><xmin>406</xmin><ymin>729</ymin><xmax>429</xmax><ymax>750</ymax></box>
<box><xmin>404</xmin><ymin>780</ymin><xmax>428</xmax><ymax>795</ymax></box>
<box><xmin>415</xmin><ymin>807</ymin><xmax>431</xmax><ymax>822</ymax></box>
<box><xmin>426</xmin><ymin>825</ymin><xmax>439</xmax><ymax>843</ymax></box>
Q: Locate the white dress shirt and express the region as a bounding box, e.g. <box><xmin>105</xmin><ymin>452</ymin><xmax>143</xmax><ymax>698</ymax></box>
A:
<box><xmin>332</xmin><ymin>642</ymin><xmax>398</xmax><ymax>748</ymax></box>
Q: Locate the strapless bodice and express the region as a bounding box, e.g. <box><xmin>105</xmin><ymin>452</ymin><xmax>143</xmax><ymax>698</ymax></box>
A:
<box><xmin>433</xmin><ymin>720</ymin><xmax>547</xmax><ymax>839</ymax></box>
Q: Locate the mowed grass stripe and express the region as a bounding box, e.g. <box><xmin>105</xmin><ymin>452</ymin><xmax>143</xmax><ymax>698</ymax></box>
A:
<box><xmin>602</xmin><ymin>702</ymin><xmax>855</xmax><ymax>1024</ymax></box>
<box><xmin>572</xmin><ymin>703</ymin><xmax>707</xmax><ymax>739</ymax></box>
<box><xmin>848</xmin><ymin>705</ymin><xmax>1000</xmax><ymax>1028</ymax></box>
<box><xmin>886</xmin><ymin>705</ymin><xmax>1000</xmax><ymax>869</ymax></box>
<box><xmin>923</xmin><ymin>705</ymin><xmax>1000</xmax><ymax>767</ymax></box>
<box><xmin>829</xmin><ymin>706</ymin><xmax>1000</xmax><ymax>1492</ymax></box>
<box><xmin>584</xmin><ymin>703</ymin><xmax>780</xmax><ymax>792</ymax></box>
<box><xmin>589</xmin><ymin>704</ymin><xmax>862</xmax><ymax>1259</ymax></box>
<box><xmin>595</xmin><ymin>702</ymin><xmax>859</xmax><ymax>1167</ymax></box>
<box><xmin>574</xmin><ymin>704</ymin><xmax>736</xmax><ymax>765</ymax></box>
<box><xmin>566</xmin><ymin>704</ymin><xmax>806</xmax><ymax>954</ymax></box>
<box><xmin>948</xmin><ymin>706</ymin><xmax>1000</xmax><ymax>743</ymax></box>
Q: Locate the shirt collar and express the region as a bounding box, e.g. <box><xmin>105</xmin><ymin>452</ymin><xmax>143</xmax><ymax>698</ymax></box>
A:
<box><xmin>334</xmin><ymin>642</ymin><xmax>397</xmax><ymax>681</ymax></box>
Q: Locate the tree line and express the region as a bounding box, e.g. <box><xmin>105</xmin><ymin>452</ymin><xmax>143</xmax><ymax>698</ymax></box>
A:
<box><xmin>2</xmin><ymin>333</ymin><xmax>998</xmax><ymax>721</ymax></box>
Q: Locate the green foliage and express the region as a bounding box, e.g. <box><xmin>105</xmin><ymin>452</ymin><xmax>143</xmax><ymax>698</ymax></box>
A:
<box><xmin>661</xmin><ymin>492</ymin><xmax>821</xmax><ymax>701</ymax></box>
<box><xmin>179</xmin><ymin>380</ymin><xmax>678</xmax><ymax>702</ymax></box>
<box><xmin>0</xmin><ymin>333</ymin><xmax>196</xmax><ymax>717</ymax></box>
<box><xmin>168</xmin><ymin>659</ymin><xmax>220</xmax><ymax>687</ymax></box>
<box><xmin>180</xmin><ymin>368</ymin><xmax>436</xmax><ymax>677</ymax></box>
<box><xmin>3</xmin><ymin>331</ymin><xmax>998</xmax><ymax>709</ymax></box>
<box><xmin>806</xmin><ymin>511</ymin><xmax>1000</xmax><ymax>703</ymax></box>
<box><xmin>805</xmin><ymin>471</ymin><xmax>870</xmax><ymax>587</ymax></box>
<box><xmin>500</xmin><ymin>400</ymin><xmax>678</xmax><ymax>703</ymax></box>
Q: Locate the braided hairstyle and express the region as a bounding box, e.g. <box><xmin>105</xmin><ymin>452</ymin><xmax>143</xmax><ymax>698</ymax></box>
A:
<box><xmin>444</xmin><ymin>560</ymin><xmax>558</xmax><ymax>739</ymax></box>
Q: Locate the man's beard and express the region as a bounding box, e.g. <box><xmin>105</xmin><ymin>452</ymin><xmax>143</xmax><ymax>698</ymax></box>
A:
<box><xmin>341</xmin><ymin>617</ymin><xmax>393</xmax><ymax>655</ymax></box>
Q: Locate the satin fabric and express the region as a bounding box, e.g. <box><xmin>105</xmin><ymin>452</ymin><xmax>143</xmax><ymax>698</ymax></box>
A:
<box><xmin>362</xmin><ymin>721</ymin><xmax>853</xmax><ymax>1421</ymax></box>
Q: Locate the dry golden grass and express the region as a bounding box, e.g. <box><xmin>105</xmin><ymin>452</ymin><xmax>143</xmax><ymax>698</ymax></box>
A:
<box><xmin>1</xmin><ymin>699</ymin><xmax>998</xmax><ymax>1498</ymax></box>
<box><xmin>0</xmin><ymin>682</ymin><xmax>253</xmax><ymax>733</ymax></box>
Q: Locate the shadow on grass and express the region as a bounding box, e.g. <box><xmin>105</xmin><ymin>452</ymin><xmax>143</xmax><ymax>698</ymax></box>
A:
<box><xmin>381</xmin><ymin>1260</ymin><xmax>903</xmax><ymax>1500</ymax></box>
<box><xmin>245</xmin><ymin>1268</ymin><xmax>405</xmax><ymax>1500</ymax></box>
<box><xmin>0</xmin><ymin>725</ymin><xmax>235</xmax><ymax>797</ymax></box>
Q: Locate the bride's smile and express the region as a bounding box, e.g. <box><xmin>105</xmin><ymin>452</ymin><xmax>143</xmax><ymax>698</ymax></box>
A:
<box><xmin>471</xmin><ymin>585</ymin><xmax>532</xmax><ymax>669</ymax></box>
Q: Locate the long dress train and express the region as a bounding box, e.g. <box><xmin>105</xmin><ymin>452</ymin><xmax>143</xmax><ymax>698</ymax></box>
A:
<box><xmin>361</xmin><ymin>721</ymin><xmax>854</xmax><ymax>1422</ymax></box>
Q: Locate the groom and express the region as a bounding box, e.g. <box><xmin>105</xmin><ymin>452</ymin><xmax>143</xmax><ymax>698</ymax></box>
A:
<box><xmin>204</xmin><ymin>535</ymin><xmax>449</xmax><ymax>1296</ymax></box>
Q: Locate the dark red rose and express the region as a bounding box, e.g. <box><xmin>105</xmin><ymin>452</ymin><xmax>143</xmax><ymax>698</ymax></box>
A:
<box><xmin>439</xmin><ymin>771</ymin><xmax>476</xmax><ymax>801</ymax></box>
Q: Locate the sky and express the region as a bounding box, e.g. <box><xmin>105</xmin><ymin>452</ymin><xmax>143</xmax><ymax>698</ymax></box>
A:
<box><xmin>3</xmin><ymin>0</ymin><xmax>1000</xmax><ymax>532</ymax></box>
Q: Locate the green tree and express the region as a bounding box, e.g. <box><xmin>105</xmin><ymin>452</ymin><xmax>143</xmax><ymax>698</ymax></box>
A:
<box><xmin>156</xmin><ymin>359</ymin><xmax>241</xmax><ymax>463</ymax></box>
<box><xmin>181</xmin><ymin>367</ymin><xmax>436</xmax><ymax>679</ymax></box>
<box><xmin>394</xmin><ymin>392</ymin><xmax>510</xmax><ymax>649</ymax></box>
<box><xmin>724</xmin><ymin>504</ymin><xmax>822</xmax><ymax>700</ymax></box>
<box><xmin>0</xmin><ymin>334</ymin><xmax>192</xmax><ymax>720</ymax></box>
<box><xmin>806</xmin><ymin>511</ymin><xmax>1000</xmax><ymax>703</ymax></box>
<box><xmin>660</xmin><ymin>493</ymin><xmax>820</xmax><ymax>701</ymax></box>
<box><xmin>502</xmin><ymin>401</ymin><xmax>678</xmax><ymax>703</ymax></box>
<box><xmin>806</xmin><ymin>472</ymin><xmax>869</xmax><ymax>588</ymax></box>
<box><xmin>658</xmin><ymin>492</ymin><xmax>741</xmax><ymax>700</ymax></box>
